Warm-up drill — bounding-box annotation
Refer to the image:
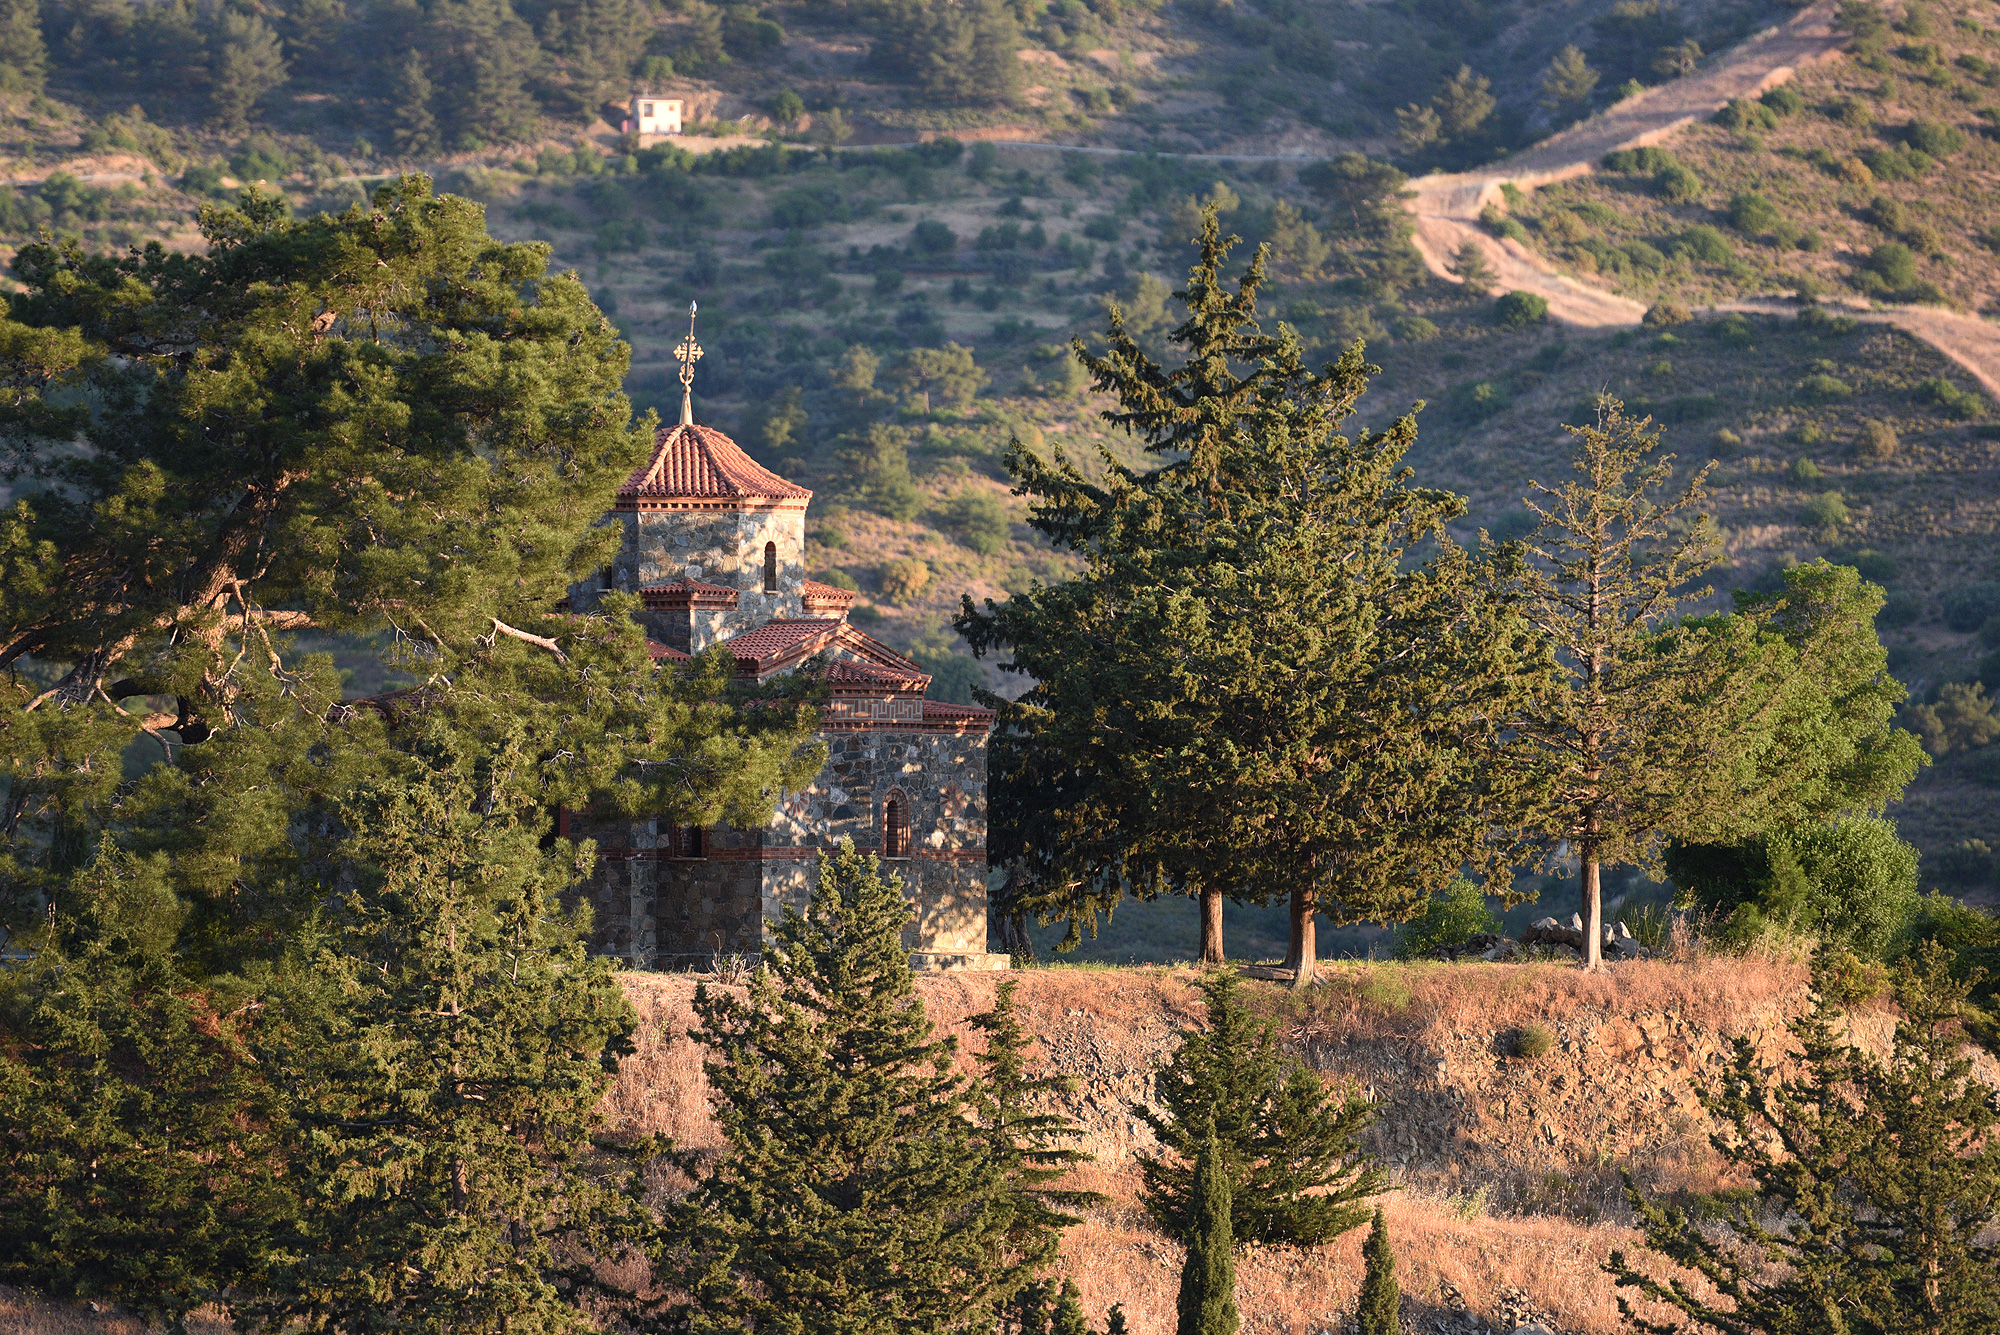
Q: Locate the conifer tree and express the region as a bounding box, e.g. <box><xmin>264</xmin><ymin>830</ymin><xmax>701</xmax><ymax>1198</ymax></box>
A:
<box><xmin>1176</xmin><ymin>1129</ymin><xmax>1239</xmax><ymax>1335</ymax></box>
<box><xmin>0</xmin><ymin>0</ymin><xmax>45</xmax><ymax>93</ymax></box>
<box><xmin>207</xmin><ymin>12</ymin><xmax>289</xmax><ymax>130</ymax></box>
<box><xmin>972</xmin><ymin>978</ymin><xmax>1104</xmax><ymax>1270</ymax></box>
<box><xmin>388</xmin><ymin>49</ymin><xmax>441</xmax><ymax>158</ymax></box>
<box><xmin>1608</xmin><ymin>946</ymin><xmax>2000</xmax><ymax>1332</ymax></box>
<box><xmin>1136</xmin><ymin>972</ymin><xmax>1382</xmax><ymax>1247</ymax></box>
<box><xmin>960</xmin><ymin>211</ymin><xmax>1530</xmax><ymax>979</ymax></box>
<box><xmin>672</xmin><ymin>840</ymin><xmax>1054</xmax><ymax>1333</ymax></box>
<box><xmin>1500</xmin><ymin>405</ymin><xmax>1922</xmax><ymax>968</ymax></box>
<box><xmin>1357</xmin><ymin>1208</ymin><xmax>1400</xmax><ymax>1335</ymax></box>
<box><xmin>240</xmin><ymin>760</ymin><xmax>639</xmax><ymax>1334</ymax></box>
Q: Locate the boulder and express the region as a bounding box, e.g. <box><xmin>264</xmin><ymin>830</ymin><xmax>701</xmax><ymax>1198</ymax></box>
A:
<box><xmin>1522</xmin><ymin>916</ymin><xmax>1585</xmax><ymax>949</ymax></box>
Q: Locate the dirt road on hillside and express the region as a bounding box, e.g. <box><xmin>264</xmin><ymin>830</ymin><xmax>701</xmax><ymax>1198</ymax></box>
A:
<box><xmin>1405</xmin><ymin>1</ymin><xmax>1845</xmax><ymax>326</ymax></box>
<box><xmin>1403</xmin><ymin>2</ymin><xmax>2000</xmax><ymax>394</ymax></box>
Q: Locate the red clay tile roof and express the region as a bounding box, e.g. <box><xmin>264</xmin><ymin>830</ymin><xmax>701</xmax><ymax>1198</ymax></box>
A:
<box><xmin>723</xmin><ymin>618</ymin><xmax>843</xmax><ymax>668</ymax></box>
<box><xmin>824</xmin><ymin>658</ymin><xmax>928</xmax><ymax>690</ymax></box>
<box><xmin>640</xmin><ymin>578</ymin><xmax>740</xmax><ymax>609</ymax></box>
<box><xmin>645</xmin><ymin>640</ymin><xmax>690</xmax><ymax>661</ymax></box>
<box><xmin>923</xmin><ymin>700</ymin><xmax>996</xmax><ymax>721</ymax></box>
<box><xmin>800</xmin><ymin>578</ymin><xmax>858</xmax><ymax>615</ymax></box>
<box><xmin>616</xmin><ymin>423</ymin><xmax>812</xmax><ymax>507</ymax></box>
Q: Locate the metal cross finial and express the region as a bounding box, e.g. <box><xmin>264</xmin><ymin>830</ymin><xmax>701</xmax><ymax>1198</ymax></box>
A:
<box><xmin>674</xmin><ymin>300</ymin><xmax>703</xmax><ymax>425</ymax></box>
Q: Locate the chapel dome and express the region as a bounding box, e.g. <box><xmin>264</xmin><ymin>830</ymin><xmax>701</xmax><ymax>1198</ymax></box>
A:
<box><xmin>614</xmin><ymin>422</ymin><xmax>812</xmax><ymax>512</ymax></box>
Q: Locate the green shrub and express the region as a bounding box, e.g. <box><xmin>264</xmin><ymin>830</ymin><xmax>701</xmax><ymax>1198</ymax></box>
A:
<box><xmin>1788</xmin><ymin>456</ymin><xmax>1824</xmax><ymax>481</ymax></box>
<box><xmin>1825</xmin><ymin>95</ymin><xmax>1874</xmax><ymax>127</ymax></box>
<box><xmin>1479</xmin><ymin>203</ymin><xmax>1529</xmax><ymax>242</ymax></box>
<box><xmin>1934</xmin><ymin>840</ymin><xmax>1996</xmax><ymax>887</ymax></box>
<box><xmin>1903</xmin><ymin>681</ymin><xmax>2000</xmax><ymax>754</ymax></box>
<box><xmin>1512</xmin><ymin>1025</ymin><xmax>1555</xmax><ymax>1059</ymax></box>
<box><xmin>1715</xmin><ymin>97</ymin><xmax>1779</xmax><ymax>131</ymax></box>
<box><xmin>1943</xmin><ymin>582</ymin><xmax>2000</xmax><ymax>633</ymax></box>
<box><xmin>1393</xmin><ymin>315</ymin><xmax>1439</xmax><ymax>342</ymax></box>
<box><xmin>1676</xmin><ymin>224</ymin><xmax>1734</xmax><ymax>263</ymax></box>
<box><xmin>1863</xmin><ymin>146</ymin><xmax>1934</xmax><ymax>180</ymax></box>
<box><xmin>1448</xmin><ymin>378</ymin><xmax>1511</xmax><ymax>421</ymax></box>
<box><xmin>1642</xmin><ymin>301</ymin><xmax>1690</xmax><ymax>327</ymax></box>
<box><xmin>1494</xmin><ymin>291</ymin><xmax>1548</xmax><ymax>327</ymax></box>
<box><xmin>1602</xmin><ymin>145</ymin><xmax>1679</xmax><ymax>173</ymax></box>
<box><xmin>942</xmin><ymin>489</ymin><xmax>1010</xmax><ymax>554</ymax></box>
<box><xmin>1655</xmin><ymin>164</ymin><xmax>1703</xmax><ymax>202</ymax></box>
<box><xmin>1919</xmin><ymin>376</ymin><xmax>1988</xmax><ymax>418</ymax></box>
<box><xmin>1803</xmin><ymin>490</ymin><xmax>1851</xmax><ymax>530</ymax></box>
<box><xmin>1392</xmin><ymin>878</ymin><xmax>1498</xmax><ymax>961</ymax></box>
<box><xmin>1798</xmin><ymin>305</ymin><xmax>1859</xmax><ymax>335</ymax></box>
<box><xmin>878</xmin><ymin>557</ymin><xmax>932</xmax><ymax>603</ymax></box>
<box><xmin>1799</xmin><ymin>372</ymin><xmax>1854</xmax><ymax>402</ymax></box>
<box><xmin>1761</xmin><ymin>85</ymin><xmax>1805</xmax><ymax>115</ymax></box>
<box><xmin>1905</xmin><ymin>117</ymin><xmax>1967</xmax><ymax>156</ymax></box>
<box><xmin>1713</xmin><ymin>314</ymin><xmax>1755</xmax><ymax>347</ymax></box>
<box><xmin>1725</xmin><ymin>190</ymin><xmax>1781</xmax><ymax>237</ymax></box>
<box><xmin>1622</xmin><ymin>240</ymin><xmax>1668</xmax><ymax>272</ymax></box>
<box><xmin>1666</xmin><ymin>817</ymin><xmax>1921</xmax><ymax>959</ymax></box>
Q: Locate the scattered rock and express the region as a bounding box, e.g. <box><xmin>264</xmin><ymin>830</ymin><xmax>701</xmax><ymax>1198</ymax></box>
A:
<box><xmin>1522</xmin><ymin>917</ymin><xmax>1585</xmax><ymax>950</ymax></box>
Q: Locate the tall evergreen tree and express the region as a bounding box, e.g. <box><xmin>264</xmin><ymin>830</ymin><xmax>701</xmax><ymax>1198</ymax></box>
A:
<box><xmin>207</xmin><ymin>12</ymin><xmax>288</xmax><ymax>130</ymax></box>
<box><xmin>1499</xmin><ymin>407</ymin><xmax>1922</xmax><ymax>968</ymax></box>
<box><xmin>971</xmin><ymin>978</ymin><xmax>1103</xmax><ymax>1271</ymax></box>
<box><xmin>960</xmin><ymin>211</ymin><xmax>1530</xmax><ymax>980</ymax></box>
<box><xmin>0</xmin><ymin>179</ymin><xmax>825</xmax><ymax>1317</ymax></box>
<box><xmin>1356</xmin><ymin>1208</ymin><xmax>1400</xmax><ymax>1335</ymax></box>
<box><xmin>240</xmin><ymin>760</ymin><xmax>639</xmax><ymax>1335</ymax></box>
<box><xmin>1136</xmin><ymin>971</ymin><xmax>1382</xmax><ymax>1247</ymax></box>
<box><xmin>669</xmin><ymin>841</ymin><xmax>1061</xmax><ymax>1334</ymax></box>
<box><xmin>0</xmin><ymin>0</ymin><xmax>45</xmax><ymax>93</ymax></box>
<box><xmin>387</xmin><ymin>49</ymin><xmax>441</xmax><ymax>158</ymax></box>
<box><xmin>1176</xmin><ymin>1129</ymin><xmax>1239</xmax><ymax>1335</ymax></box>
<box><xmin>1608</xmin><ymin>947</ymin><xmax>2000</xmax><ymax>1333</ymax></box>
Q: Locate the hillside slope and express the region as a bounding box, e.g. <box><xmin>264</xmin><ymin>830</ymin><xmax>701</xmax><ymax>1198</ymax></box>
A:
<box><xmin>608</xmin><ymin>960</ymin><xmax>1958</xmax><ymax>1335</ymax></box>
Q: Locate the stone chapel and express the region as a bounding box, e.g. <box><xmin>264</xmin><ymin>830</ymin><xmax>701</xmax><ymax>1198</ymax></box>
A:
<box><xmin>567</xmin><ymin>338</ymin><xmax>1005</xmax><ymax>972</ymax></box>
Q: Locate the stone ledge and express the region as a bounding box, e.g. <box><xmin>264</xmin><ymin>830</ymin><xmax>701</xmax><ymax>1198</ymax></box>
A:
<box><xmin>909</xmin><ymin>951</ymin><xmax>1013</xmax><ymax>973</ymax></box>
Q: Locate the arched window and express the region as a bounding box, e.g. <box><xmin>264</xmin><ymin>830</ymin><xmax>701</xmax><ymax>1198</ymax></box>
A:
<box><xmin>882</xmin><ymin>791</ymin><xmax>911</xmax><ymax>859</ymax></box>
<box><xmin>667</xmin><ymin>824</ymin><xmax>705</xmax><ymax>859</ymax></box>
<box><xmin>763</xmin><ymin>541</ymin><xmax>778</xmax><ymax>593</ymax></box>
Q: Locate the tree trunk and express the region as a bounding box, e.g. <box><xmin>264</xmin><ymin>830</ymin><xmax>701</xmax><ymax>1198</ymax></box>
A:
<box><xmin>1002</xmin><ymin>910</ymin><xmax>1037</xmax><ymax>964</ymax></box>
<box><xmin>1199</xmin><ymin>887</ymin><xmax>1225</xmax><ymax>966</ymax></box>
<box><xmin>1286</xmin><ymin>885</ymin><xmax>1318</xmax><ymax>989</ymax></box>
<box><xmin>1581</xmin><ymin>852</ymin><xmax>1603</xmax><ymax>971</ymax></box>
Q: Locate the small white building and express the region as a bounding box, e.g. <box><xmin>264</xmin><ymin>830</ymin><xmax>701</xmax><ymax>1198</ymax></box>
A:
<box><xmin>626</xmin><ymin>96</ymin><xmax>683</xmax><ymax>137</ymax></box>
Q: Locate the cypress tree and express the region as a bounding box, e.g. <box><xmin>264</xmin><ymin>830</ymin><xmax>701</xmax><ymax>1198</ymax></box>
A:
<box><xmin>1609</xmin><ymin>945</ymin><xmax>2000</xmax><ymax>1332</ymax></box>
<box><xmin>673</xmin><ymin>840</ymin><xmax>1056</xmax><ymax>1332</ymax></box>
<box><xmin>959</xmin><ymin>210</ymin><xmax>1529</xmax><ymax>981</ymax></box>
<box><xmin>1357</xmin><ymin>1208</ymin><xmax>1400</xmax><ymax>1335</ymax></box>
<box><xmin>1137</xmin><ymin>971</ymin><xmax>1383</xmax><ymax>1247</ymax></box>
<box><xmin>1176</xmin><ymin>1128</ymin><xmax>1239</xmax><ymax>1335</ymax></box>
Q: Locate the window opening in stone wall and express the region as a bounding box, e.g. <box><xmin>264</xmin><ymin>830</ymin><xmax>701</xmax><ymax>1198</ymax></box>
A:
<box><xmin>668</xmin><ymin>824</ymin><xmax>706</xmax><ymax>859</ymax></box>
<box><xmin>763</xmin><ymin>541</ymin><xmax>777</xmax><ymax>592</ymax></box>
<box><xmin>883</xmin><ymin>792</ymin><xmax>910</xmax><ymax>859</ymax></box>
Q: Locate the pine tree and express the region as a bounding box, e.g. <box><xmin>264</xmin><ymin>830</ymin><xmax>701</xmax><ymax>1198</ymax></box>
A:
<box><xmin>240</xmin><ymin>760</ymin><xmax>639</xmax><ymax>1333</ymax></box>
<box><xmin>1499</xmin><ymin>406</ymin><xmax>1923</xmax><ymax>968</ymax></box>
<box><xmin>387</xmin><ymin>49</ymin><xmax>440</xmax><ymax>158</ymax></box>
<box><xmin>971</xmin><ymin>978</ymin><xmax>1104</xmax><ymax>1270</ymax></box>
<box><xmin>0</xmin><ymin>179</ymin><xmax>825</xmax><ymax>1317</ymax></box>
<box><xmin>672</xmin><ymin>840</ymin><xmax>1056</xmax><ymax>1333</ymax></box>
<box><xmin>0</xmin><ymin>0</ymin><xmax>45</xmax><ymax>94</ymax></box>
<box><xmin>960</xmin><ymin>210</ymin><xmax>1530</xmax><ymax>981</ymax></box>
<box><xmin>1136</xmin><ymin>972</ymin><xmax>1382</xmax><ymax>1247</ymax></box>
<box><xmin>1357</xmin><ymin>1208</ymin><xmax>1400</xmax><ymax>1335</ymax></box>
<box><xmin>1538</xmin><ymin>43</ymin><xmax>1599</xmax><ymax>116</ymax></box>
<box><xmin>1176</xmin><ymin>1129</ymin><xmax>1239</xmax><ymax>1335</ymax></box>
<box><xmin>207</xmin><ymin>12</ymin><xmax>288</xmax><ymax>130</ymax></box>
<box><xmin>1450</xmin><ymin>239</ymin><xmax>1497</xmax><ymax>295</ymax></box>
<box><xmin>1608</xmin><ymin>946</ymin><xmax>2000</xmax><ymax>1332</ymax></box>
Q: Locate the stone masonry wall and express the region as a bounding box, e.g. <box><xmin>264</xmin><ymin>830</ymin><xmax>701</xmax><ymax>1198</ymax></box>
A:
<box><xmin>616</xmin><ymin>508</ymin><xmax>809</xmax><ymax>647</ymax></box>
